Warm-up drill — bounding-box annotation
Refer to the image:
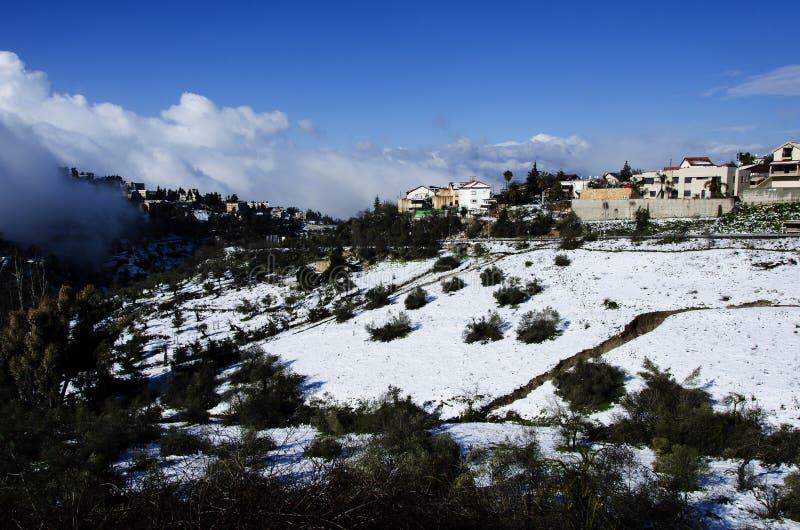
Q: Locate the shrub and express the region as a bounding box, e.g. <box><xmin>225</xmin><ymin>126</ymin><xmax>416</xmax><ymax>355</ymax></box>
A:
<box><xmin>525</xmin><ymin>278</ymin><xmax>543</xmax><ymax>296</ymax></box>
<box><xmin>463</xmin><ymin>312</ymin><xmax>504</xmax><ymax>344</ymax></box>
<box><xmin>781</xmin><ymin>472</ymin><xmax>800</xmax><ymax>520</ymax></box>
<box><xmin>333</xmin><ymin>297</ymin><xmax>356</xmax><ymax>323</ymax></box>
<box><xmin>493</xmin><ymin>278</ymin><xmax>529</xmax><ymax>306</ymax></box>
<box><xmin>366</xmin><ymin>312</ymin><xmax>413</xmax><ymax>342</ymax></box>
<box><xmin>307</xmin><ymin>303</ymin><xmax>331</xmax><ymax>322</ymax></box>
<box><xmin>516</xmin><ymin>307</ymin><xmax>560</xmax><ymax>343</ymax></box>
<box><xmin>554</xmin><ymin>254</ymin><xmax>571</xmax><ymax>266</ymax></box>
<box><xmin>305</xmin><ymin>435</ymin><xmax>343</xmax><ymax>460</ymax></box>
<box><xmin>758</xmin><ymin>425</ymin><xmax>800</xmax><ymax>466</ymax></box>
<box><xmin>227</xmin><ymin>350</ymin><xmax>307</xmax><ymax>429</ymax></box>
<box><xmin>364</xmin><ymin>284</ymin><xmax>396</xmax><ymax>309</ymax></box>
<box><xmin>603</xmin><ymin>298</ymin><xmax>619</xmax><ymax>309</ymax></box>
<box><xmin>653</xmin><ymin>443</ymin><xmax>708</xmax><ymax>492</ymax></box>
<box><xmin>404</xmin><ymin>287</ymin><xmax>428</xmax><ymax>310</ymax></box>
<box><xmin>553</xmin><ymin>359</ymin><xmax>626</xmax><ymax>412</ymax></box>
<box><xmin>634</xmin><ymin>207</ymin><xmax>651</xmax><ymax>233</ymax></box>
<box><xmin>441</xmin><ymin>276</ymin><xmax>465</xmax><ymax>293</ymax></box>
<box><xmin>480</xmin><ymin>266</ymin><xmax>505</xmax><ymax>286</ymax></box>
<box><xmin>433</xmin><ymin>256</ymin><xmax>461</xmax><ymax>272</ymax></box>
<box><xmin>159</xmin><ymin>427</ymin><xmax>211</xmax><ymax>456</ymax></box>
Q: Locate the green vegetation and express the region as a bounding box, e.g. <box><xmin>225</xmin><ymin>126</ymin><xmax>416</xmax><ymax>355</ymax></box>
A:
<box><xmin>404</xmin><ymin>287</ymin><xmax>428</xmax><ymax>310</ymax></box>
<box><xmin>554</xmin><ymin>360</ymin><xmax>626</xmax><ymax>412</ymax></box>
<box><xmin>480</xmin><ymin>266</ymin><xmax>505</xmax><ymax>286</ymax></box>
<box><xmin>554</xmin><ymin>254</ymin><xmax>571</xmax><ymax>266</ymax></box>
<box><xmin>364</xmin><ymin>283</ymin><xmax>397</xmax><ymax>309</ymax></box>
<box><xmin>463</xmin><ymin>311</ymin><xmax>504</xmax><ymax>344</ymax></box>
<box><xmin>433</xmin><ymin>255</ymin><xmax>461</xmax><ymax>272</ymax></box>
<box><xmin>493</xmin><ymin>277</ymin><xmax>529</xmax><ymax>306</ymax></box>
<box><xmin>366</xmin><ymin>312</ymin><xmax>413</xmax><ymax>342</ymax></box>
<box><xmin>516</xmin><ymin>307</ymin><xmax>560</xmax><ymax>343</ymax></box>
<box><xmin>441</xmin><ymin>276</ymin><xmax>465</xmax><ymax>293</ymax></box>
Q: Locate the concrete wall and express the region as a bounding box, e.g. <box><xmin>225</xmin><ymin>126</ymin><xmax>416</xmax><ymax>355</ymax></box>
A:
<box><xmin>740</xmin><ymin>188</ymin><xmax>800</xmax><ymax>204</ymax></box>
<box><xmin>571</xmin><ymin>198</ymin><xmax>734</xmax><ymax>221</ymax></box>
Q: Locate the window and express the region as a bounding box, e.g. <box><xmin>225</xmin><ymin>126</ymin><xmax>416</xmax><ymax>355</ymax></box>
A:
<box><xmin>684</xmin><ymin>177</ymin><xmax>692</xmax><ymax>183</ymax></box>
<box><xmin>683</xmin><ymin>190</ymin><xmax>691</xmax><ymax>197</ymax></box>
<box><xmin>783</xmin><ymin>147</ymin><xmax>793</xmax><ymax>159</ymax></box>
<box><xmin>643</xmin><ymin>177</ymin><xmax>654</xmax><ymax>184</ymax></box>
<box><xmin>471</xmin><ymin>199</ymin><xmax>477</xmax><ymax>204</ymax></box>
<box><xmin>649</xmin><ymin>191</ymin><xmax>656</xmax><ymax>197</ymax></box>
<box><xmin>672</xmin><ymin>177</ymin><xmax>679</xmax><ymax>184</ymax></box>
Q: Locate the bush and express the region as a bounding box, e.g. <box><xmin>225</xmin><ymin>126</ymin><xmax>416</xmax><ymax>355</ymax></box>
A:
<box><xmin>333</xmin><ymin>297</ymin><xmax>356</xmax><ymax>322</ymax></box>
<box><xmin>634</xmin><ymin>207</ymin><xmax>651</xmax><ymax>233</ymax></box>
<box><xmin>366</xmin><ymin>312</ymin><xmax>413</xmax><ymax>342</ymax></box>
<box><xmin>516</xmin><ymin>307</ymin><xmax>560</xmax><ymax>343</ymax></box>
<box><xmin>227</xmin><ymin>350</ymin><xmax>307</xmax><ymax>429</ymax></box>
<box><xmin>441</xmin><ymin>276</ymin><xmax>465</xmax><ymax>293</ymax></box>
<box><xmin>364</xmin><ymin>284</ymin><xmax>396</xmax><ymax>310</ymax></box>
<box><xmin>463</xmin><ymin>312</ymin><xmax>504</xmax><ymax>344</ymax></box>
<box><xmin>433</xmin><ymin>256</ymin><xmax>460</xmax><ymax>272</ymax></box>
<box><xmin>603</xmin><ymin>298</ymin><xmax>619</xmax><ymax>309</ymax></box>
<box><xmin>480</xmin><ymin>266</ymin><xmax>505</xmax><ymax>286</ymax></box>
<box><xmin>404</xmin><ymin>287</ymin><xmax>428</xmax><ymax>310</ymax></box>
<box><xmin>307</xmin><ymin>303</ymin><xmax>331</xmax><ymax>322</ymax></box>
<box><xmin>759</xmin><ymin>425</ymin><xmax>800</xmax><ymax>466</ymax></box>
<box><xmin>493</xmin><ymin>278</ymin><xmax>529</xmax><ymax>306</ymax></box>
<box><xmin>159</xmin><ymin>427</ymin><xmax>211</xmax><ymax>456</ymax></box>
<box><xmin>554</xmin><ymin>254</ymin><xmax>571</xmax><ymax>266</ymax></box>
<box><xmin>781</xmin><ymin>472</ymin><xmax>800</xmax><ymax>520</ymax></box>
<box><xmin>653</xmin><ymin>443</ymin><xmax>708</xmax><ymax>492</ymax></box>
<box><xmin>525</xmin><ymin>279</ymin><xmax>543</xmax><ymax>296</ymax></box>
<box><xmin>553</xmin><ymin>359</ymin><xmax>626</xmax><ymax>412</ymax></box>
<box><xmin>305</xmin><ymin>435</ymin><xmax>343</xmax><ymax>460</ymax></box>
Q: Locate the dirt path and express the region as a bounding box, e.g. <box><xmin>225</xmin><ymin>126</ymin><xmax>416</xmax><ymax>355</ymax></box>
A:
<box><xmin>480</xmin><ymin>300</ymin><xmax>800</xmax><ymax>416</ymax></box>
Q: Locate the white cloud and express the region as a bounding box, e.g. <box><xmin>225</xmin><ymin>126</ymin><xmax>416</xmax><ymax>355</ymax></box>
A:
<box><xmin>728</xmin><ymin>65</ymin><xmax>800</xmax><ymax>97</ymax></box>
<box><xmin>296</xmin><ymin>118</ymin><xmax>318</xmax><ymax>134</ymax></box>
<box><xmin>0</xmin><ymin>51</ymin><xmax>763</xmax><ymax>217</ymax></box>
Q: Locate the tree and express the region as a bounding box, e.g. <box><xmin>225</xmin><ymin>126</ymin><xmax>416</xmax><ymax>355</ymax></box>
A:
<box><xmin>0</xmin><ymin>285</ymin><xmax>115</xmax><ymax>407</ymax></box>
<box><xmin>705</xmin><ymin>178</ymin><xmax>726</xmax><ymax>198</ymax></box>
<box><xmin>738</xmin><ymin>152</ymin><xmax>755</xmax><ymax>165</ymax></box>
<box><xmin>620</xmin><ymin>161</ymin><xmax>633</xmax><ymax>182</ymax></box>
<box><xmin>503</xmin><ymin>170</ymin><xmax>513</xmax><ymax>191</ymax></box>
<box><xmin>492</xmin><ymin>209</ymin><xmax>514</xmax><ymax>238</ymax></box>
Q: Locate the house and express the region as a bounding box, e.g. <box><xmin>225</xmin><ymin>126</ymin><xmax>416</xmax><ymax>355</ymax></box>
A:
<box><xmin>737</xmin><ymin>163</ymin><xmax>771</xmax><ymax>190</ymax></box>
<box><xmin>127</xmin><ymin>182</ymin><xmax>146</xmax><ymax>198</ymax></box>
<box><xmin>398</xmin><ymin>185</ymin><xmax>438</xmax><ymax>213</ymax></box>
<box><xmin>768</xmin><ymin>141</ymin><xmax>800</xmax><ymax>188</ymax></box>
<box><xmin>560</xmin><ymin>177</ymin><xmax>589</xmax><ymax>199</ymax></box>
<box><xmin>225</xmin><ymin>201</ymin><xmax>247</xmax><ymax>214</ymax></box>
<box><xmin>632</xmin><ymin>157</ymin><xmax>737</xmax><ymax>199</ymax></box>
<box><xmin>458</xmin><ymin>179</ymin><xmax>494</xmax><ymax>215</ymax></box>
<box><xmin>603</xmin><ymin>172</ymin><xmax>623</xmax><ymax>186</ymax></box>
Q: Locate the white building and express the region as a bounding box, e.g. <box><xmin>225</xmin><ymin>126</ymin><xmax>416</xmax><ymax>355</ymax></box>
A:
<box><xmin>768</xmin><ymin>141</ymin><xmax>800</xmax><ymax>188</ymax></box>
<box><xmin>458</xmin><ymin>179</ymin><xmax>494</xmax><ymax>214</ymax></box>
<box><xmin>633</xmin><ymin>157</ymin><xmax>738</xmax><ymax>199</ymax></box>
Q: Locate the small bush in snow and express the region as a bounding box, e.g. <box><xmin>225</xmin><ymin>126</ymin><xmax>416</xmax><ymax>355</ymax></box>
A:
<box><xmin>554</xmin><ymin>254</ymin><xmax>571</xmax><ymax>267</ymax></box>
<box><xmin>493</xmin><ymin>277</ymin><xmax>528</xmax><ymax>306</ymax></box>
<box><xmin>160</xmin><ymin>427</ymin><xmax>211</xmax><ymax>456</ymax></box>
<box><xmin>333</xmin><ymin>297</ymin><xmax>356</xmax><ymax>322</ymax></box>
<box><xmin>516</xmin><ymin>307</ymin><xmax>560</xmax><ymax>343</ymax></box>
<box><xmin>366</xmin><ymin>312</ymin><xmax>413</xmax><ymax>342</ymax></box>
<box><xmin>780</xmin><ymin>472</ymin><xmax>800</xmax><ymax>520</ymax></box>
<box><xmin>525</xmin><ymin>279</ymin><xmax>544</xmax><ymax>296</ymax></box>
<box><xmin>553</xmin><ymin>359</ymin><xmax>626</xmax><ymax>412</ymax></box>
<box><xmin>364</xmin><ymin>284</ymin><xmax>396</xmax><ymax>309</ymax></box>
<box><xmin>404</xmin><ymin>287</ymin><xmax>428</xmax><ymax>310</ymax></box>
<box><xmin>603</xmin><ymin>298</ymin><xmax>619</xmax><ymax>309</ymax></box>
<box><xmin>480</xmin><ymin>266</ymin><xmax>505</xmax><ymax>286</ymax></box>
<box><xmin>463</xmin><ymin>312</ymin><xmax>504</xmax><ymax>344</ymax></box>
<box><xmin>307</xmin><ymin>303</ymin><xmax>331</xmax><ymax>322</ymax></box>
<box><xmin>433</xmin><ymin>255</ymin><xmax>461</xmax><ymax>272</ymax></box>
<box><xmin>305</xmin><ymin>435</ymin><xmax>343</xmax><ymax>460</ymax></box>
<box><xmin>441</xmin><ymin>276</ymin><xmax>465</xmax><ymax>293</ymax></box>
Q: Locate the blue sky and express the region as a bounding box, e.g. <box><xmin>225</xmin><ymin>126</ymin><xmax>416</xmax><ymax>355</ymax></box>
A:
<box><xmin>1</xmin><ymin>0</ymin><xmax>798</xmax><ymax>214</ymax></box>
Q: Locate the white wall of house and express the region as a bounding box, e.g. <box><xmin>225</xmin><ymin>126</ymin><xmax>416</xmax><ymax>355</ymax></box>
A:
<box><xmin>633</xmin><ymin>166</ymin><xmax>736</xmax><ymax>199</ymax></box>
<box><xmin>769</xmin><ymin>142</ymin><xmax>800</xmax><ymax>188</ymax></box>
<box><xmin>458</xmin><ymin>183</ymin><xmax>492</xmax><ymax>214</ymax></box>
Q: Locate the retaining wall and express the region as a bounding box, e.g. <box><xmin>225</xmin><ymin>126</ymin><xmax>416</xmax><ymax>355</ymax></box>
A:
<box><xmin>740</xmin><ymin>188</ymin><xmax>800</xmax><ymax>204</ymax></box>
<box><xmin>571</xmin><ymin>198</ymin><xmax>734</xmax><ymax>221</ymax></box>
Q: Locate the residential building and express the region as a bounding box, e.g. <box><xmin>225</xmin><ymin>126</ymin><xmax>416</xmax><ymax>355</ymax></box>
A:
<box><xmin>397</xmin><ymin>180</ymin><xmax>494</xmax><ymax>215</ymax></box>
<box><xmin>768</xmin><ymin>141</ymin><xmax>800</xmax><ymax>188</ymax></box>
<box><xmin>632</xmin><ymin>157</ymin><xmax>737</xmax><ymax>199</ymax></box>
<box><xmin>560</xmin><ymin>177</ymin><xmax>589</xmax><ymax>199</ymax></box>
<box><xmin>458</xmin><ymin>179</ymin><xmax>494</xmax><ymax>215</ymax></box>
